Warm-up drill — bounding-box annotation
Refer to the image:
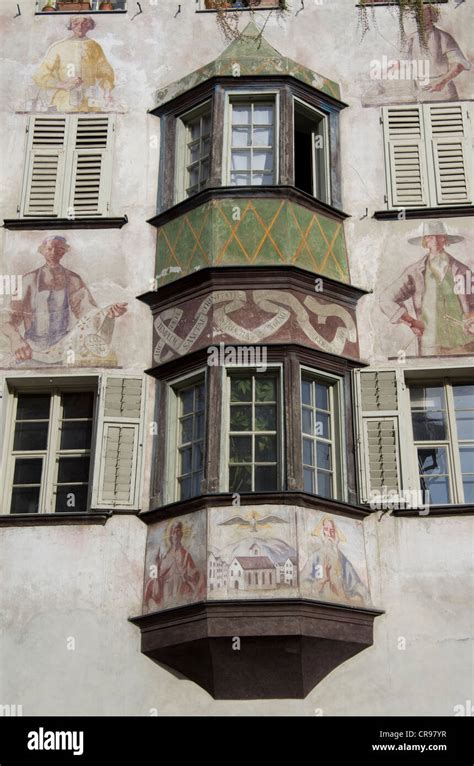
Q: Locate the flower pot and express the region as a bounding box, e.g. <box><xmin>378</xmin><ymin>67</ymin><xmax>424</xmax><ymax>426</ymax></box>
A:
<box><xmin>99</xmin><ymin>1</ymin><xmax>115</xmax><ymax>8</ymax></box>
<box><xmin>57</xmin><ymin>2</ymin><xmax>91</xmax><ymax>10</ymax></box>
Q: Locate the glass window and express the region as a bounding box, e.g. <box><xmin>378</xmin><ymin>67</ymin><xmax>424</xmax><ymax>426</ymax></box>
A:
<box><xmin>229</xmin><ymin>99</ymin><xmax>275</xmax><ymax>186</ymax></box>
<box><xmin>176</xmin><ymin>380</ymin><xmax>206</xmax><ymax>500</ymax></box>
<box><xmin>184</xmin><ymin>108</ymin><xmax>211</xmax><ymax>197</ymax></box>
<box><xmin>228</xmin><ymin>372</ymin><xmax>280</xmax><ymax>492</ymax></box>
<box><xmin>294</xmin><ymin>100</ymin><xmax>329</xmax><ymax>204</ymax></box>
<box><xmin>301</xmin><ymin>376</ymin><xmax>337</xmax><ymax>499</ymax></box>
<box><xmin>9</xmin><ymin>390</ymin><xmax>94</xmax><ymax>514</ymax></box>
<box><xmin>410</xmin><ymin>383</ymin><xmax>474</xmax><ymax>505</ymax></box>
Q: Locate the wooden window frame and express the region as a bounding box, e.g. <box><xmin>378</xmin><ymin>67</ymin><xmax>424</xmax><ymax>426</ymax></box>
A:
<box><xmin>300</xmin><ymin>366</ymin><xmax>346</xmax><ymax>502</ymax></box>
<box><xmin>35</xmin><ymin>1</ymin><xmax>127</xmax><ymax>14</ymax></box>
<box><xmin>408</xmin><ymin>380</ymin><xmax>474</xmax><ymax>505</ymax></box>
<box><xmin>220</xmin><ymin>364</ymin><xmax>284</xmax><ymax>493</ymax></box>
<box><xmin>175</xmin><ymin>101</ymin><xmax>213</xmax><ymax>204</ymax></box>
<box><xmin>1</xmin><ymin>382</ymin><xmax>97</xmax><ymax>515</ymax></box>
<box><xmin>165</xmin><ymin>368</ymin><xmax>207</xmax><ymax>505</ymax></box>
<box><xmin>223</xmin><ymin>90</ymin><xmax>280</xmax><ymax>188</ymax></box>
<box><xmin>293</xmin><ymin>96</ymin><xmax>331</xmax><ymax>205</ymax></box>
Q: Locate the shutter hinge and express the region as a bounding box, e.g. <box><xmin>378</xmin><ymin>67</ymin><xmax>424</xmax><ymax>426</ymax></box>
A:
<box><xmin>379</xmin><ymin>115</ymin><xmax>383</xmax><ymax>125</ymax></box>
<box><xmin>384</xmin><ymin>195</ymin><xmax>388</xmax><ymax>204</ymax></box>
<box><xmin>16</xmin><ymin>205</ymin><xmax>20</xmax><ymax>213</ymax></box>
<box><xmin>25</xmin><ymin>125</ymin><xmax>29</xmax><ymax>134</ymax></box>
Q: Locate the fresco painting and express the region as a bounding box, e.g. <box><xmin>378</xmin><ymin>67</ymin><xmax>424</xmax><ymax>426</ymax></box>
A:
<box><xmin>143</xmin><ymin>513</ymin><xmax>207</xmax><ymax>613</ymax></box>
<box><xmin>207</xmin><ymin>505</ymin><xmax>298</xmax><ymax>599</ymax></box>
<box><xmin>362</xmin><ymin>5</ymin><xmax>472</xmax><ymax>106</ymax></box>
<box><xmin>24</xmin><ymin>17</ymin><xmax>118</xmax><ymax>113</ymax></box>
<box><xmin>153</xmin><ymin>289</ymin><xmax>359</xmax><ymax>364</ymax></box>
<box><xmin>0</xmin><ymin>236</ymin><xmax>129</xmax><ymax>368</ymax></box>
<box><xmin>379</xmin><ymin>222</ymin><xmax>474</xmax><ymax>358</ymax></box>
<box><xmin>298</xmin><ymin>510</ymin><xmax>371</xmax><ymax>607</ymax></box>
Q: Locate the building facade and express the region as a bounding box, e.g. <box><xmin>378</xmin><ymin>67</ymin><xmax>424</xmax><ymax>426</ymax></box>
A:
<box><xmin>0</xmin><ymin>0</ymin><xmax>472</xmax><ymax>712</ymax></box>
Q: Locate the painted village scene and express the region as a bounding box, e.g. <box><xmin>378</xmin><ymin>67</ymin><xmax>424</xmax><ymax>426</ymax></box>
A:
<box><xmin>142</xmin><ymin>507</ymin><xmax>372</xmax><ymax>612</ymax></box>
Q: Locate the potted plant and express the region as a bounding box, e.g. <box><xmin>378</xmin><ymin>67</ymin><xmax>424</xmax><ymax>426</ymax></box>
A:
<box><xmin>99</xmin><ymin>1</ymin><xmax>116</xmax><ymax>9</ymax></box>
<box><xmin>41</xmin><ymin>1</ymin><xmax>57</xmax><ymax>10</ymax></box>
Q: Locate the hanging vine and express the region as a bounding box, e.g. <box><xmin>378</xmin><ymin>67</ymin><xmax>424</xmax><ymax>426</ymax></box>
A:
<box><xmin>208</xmin><ymin>1</ymin><xmax>289</xmax><ymax>44</ymax></box>
<box><xmin>358</xmin><ymin>0</ymin><xmax>439</xmax><ymax>50</ymax></box>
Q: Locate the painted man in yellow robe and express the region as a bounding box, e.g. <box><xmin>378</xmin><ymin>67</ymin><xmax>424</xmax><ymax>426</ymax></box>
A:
<box><xmin>33</xmin><ymin>16</ymin><xmax>115</xmax><ymax>113</ymax></box>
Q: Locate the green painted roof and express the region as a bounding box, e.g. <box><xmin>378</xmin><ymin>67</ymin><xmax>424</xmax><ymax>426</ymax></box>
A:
<box><xmin>154</xmin><ymin>22</ymin><xmax>340</xmax><ymax>108</ymax></box>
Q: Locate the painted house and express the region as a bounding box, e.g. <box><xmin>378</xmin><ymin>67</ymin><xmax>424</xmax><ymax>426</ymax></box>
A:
<box><xmin>0</xmin><ymin>0</ymin><xmax>472</xmax><ymax>711</ymax></box>
<box><xmin>228</xmin><ymin>556</ymin><xmax>276</xmax><ymax>591</ymax></box>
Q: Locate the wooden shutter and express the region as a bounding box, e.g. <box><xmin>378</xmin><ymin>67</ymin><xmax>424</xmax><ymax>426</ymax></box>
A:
<box><xmin>425</xmin><ymin>103</ymin><xmax>472</xmax><ymax>206</ymax></box>
<box><xmin>91</xmin><ymin>375</ymin><xmax>145</xmax><ymax>510</ymax></box>
<box><xmin>382</xmin><ymin>106</ymin><xmax>428</xmax><ymax>208</ymax></box>
<box><xmin>353</xmin><ymin>369</ymin><xmax>406</xmax><ymax>503</ymax></box>
<box><xmin>21</xmin><ymin>116</ymin><xmax>68</xmax><ymax>217</ymax></box>
<box><xmin>66</xmin><ymin>115</ymin><xmax>114</xmax><ymax>218</ymax></box>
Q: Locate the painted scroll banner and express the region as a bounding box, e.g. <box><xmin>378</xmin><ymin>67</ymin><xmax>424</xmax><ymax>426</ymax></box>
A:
<box><xmin>153</xmin><ymin>289</ymin><xmax>359</xmax><ymax>364</ymax></box>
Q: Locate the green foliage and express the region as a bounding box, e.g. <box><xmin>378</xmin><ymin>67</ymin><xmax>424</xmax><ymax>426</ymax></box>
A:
<box><xmin>358</xmin><ymin>0</ymin><xmax>439</xmax><ymax>49</ymax></box>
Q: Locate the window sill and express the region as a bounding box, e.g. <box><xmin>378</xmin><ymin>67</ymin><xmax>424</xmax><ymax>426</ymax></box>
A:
<box><xmin>0</xmin><ymin>512</ymin><xmax>112</xmax><ymax>527</ymax></box>
<box><xmin>392</xmin><ymin>503</ymin><xmax>474</xmax><ymax>517</ymax></box>
<box><xmin>3</xmin><ymin>215</ymin><xmax>128</xmax><ymax>231</ymax></box>
<box><xmin>373</xmin><ymin>206</ymin><xmax>474</xmax><ymax>221</ymax></box>
<box><xmin>140</xmin><ymin>491</ymin><xmax>370</xmax><ymax>525</ymax></box>
<box><xmin>356</xmin><ymin>1</ymin><xmax>447</xmax><ymax>6</ymax></box>
<box><xmin>196</xmin><ymin>7</ymin><xmax>282</xmax><ymax>12</ymax></box>
<box><xmin>35</xmin><ymin>10</ymin><xmax>127</xmax><ymax>14</ymax></box>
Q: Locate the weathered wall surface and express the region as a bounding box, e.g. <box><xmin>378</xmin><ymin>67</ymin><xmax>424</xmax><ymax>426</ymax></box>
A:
<box><xmin>1</xmin><ymin>513</ymin><xmax>471</xmax><ymax>715</ymax></box>
<box><xmin>0</xmin><ymin>0</ymin><xmax>472</xmax><ymax>714</ymax></box>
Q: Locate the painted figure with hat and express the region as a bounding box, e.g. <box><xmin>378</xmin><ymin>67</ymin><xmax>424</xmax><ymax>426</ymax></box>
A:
<box><xmin>381</xmin><ymin>222</ymin><xmax>474</xmax><ymax>356</ymax></box>
<box><xmin>1</xmin><ymin>235</ymin><xmax>127</xmax><ymax>365</ymax></box>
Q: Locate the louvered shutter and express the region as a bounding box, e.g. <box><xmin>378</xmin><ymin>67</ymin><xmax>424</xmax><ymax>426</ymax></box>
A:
<box><xmin>425</xmin><ymin>103</ymin><xmax>472</xmax><ymax>206</ymax></box>
<box><xmin>383</xmin><ymin>106</ymin><xmax>429</xmax><ymax>208</ymax></box>
<box><xmin>91</xmin><ymin>375</ymin><xmax>145</xmax><ymax>510</ymax></box>
<box><xmin>66</xmin><ymin>115</ymin><xmax>115</xmax><ymax>218</ymax></box>
<box><xmin>353</xmin><ymin>369</ymin><xmax>407</xmax><ymax>504</ymax></box>
<box><xmin>21</xmin><ymin>116</ymin><xmax>68</xmax><ymax>217</ymax></box>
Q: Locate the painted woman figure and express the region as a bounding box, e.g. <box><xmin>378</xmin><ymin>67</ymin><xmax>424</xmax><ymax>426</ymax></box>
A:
<box><xmin>33</xmin><ymin>16</ymin><xmax>115</xmax><ymax>113</ymax></box>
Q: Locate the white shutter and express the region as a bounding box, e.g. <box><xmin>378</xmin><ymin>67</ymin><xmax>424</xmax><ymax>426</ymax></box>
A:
<box><xmin>66</xmin><ymin>115</ymin><xmax>114</xmax><ymax>218</ymax></box>
<box><xmin>21</xmin><ymin>116</ymin><xmax>68</xmax><ymax>217</ymax></box>
<box><xmin>425</xmin><ymin>103</ymin><xmax>472</xmax><ymax>206</ymax></box>
<box><xmin>91</xmin><ymin>374</ymin><xmax>145</xmax><ymax>510</ymax></box>
<box><xmin>382</xmin><ymin>106</ymin><xmax>429</xmax><ymax>208</ymax></box>
<box><xmin>353</xmin><ymin>369</ymin><xmax>406</xmax><ymax>503</ymax></box>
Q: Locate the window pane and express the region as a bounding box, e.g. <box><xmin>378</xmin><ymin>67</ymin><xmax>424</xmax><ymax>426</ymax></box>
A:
<box><xmin>253</xmin><ymin>127</ymin><xmax>273</xmax><ymax>146</ymax></box>
<box><xmin>229</xmin><ymin>465</ymin><xmax>252</xmax><ymax>492</ymax></box>
<box><xmin>250</xmin><ymin>173</ymin><xmax>267</xmax><ymax>186</ymax></box>
<box><xmin>202</xmin><ymin>114</ymin><xmax>211</xmax><ymax>134</ymax></box>
<box><xmin>453</xmin><ymin>384</ymin><xmax>474</xmax><ymax>411</ymax></box>
<box><xmin>315</xmin><ymin>412</ymin><xmax>330</xmax><ymax>439</ymax></box>
<box><xmin>180</xmin><ymin>416</ymin><xmax>193</xmax><ymax>443</ymax></box>
<box><xmin>16</xmin><ymin>394</ymin><xmax>50</xmax><ymax>420</ymax></box>
<box><xmin>231</xmin><ymin>151</ymin><xmax>251</xmax><ymax>170</ymax></box>
<box><xmin>455</xmin><ymin>412</ymin><xmax>474</xmax><ymax>441</ymax></box>
<box><xmin>179</xmin><ymin>476</ymin><xmax>192</xmax><ymax>501</ymax></box>
<box><xmin>302</xmin><ymin>408</ymin><xmax>313</xmax><ymax>435</ymax></box>
<box><xmin>255</xmin><ymin>405</ymin><xmax>276</xmax><ymax>431</ymax></box>
<box><xmin>410</xmin><ymin>386</ymin><xmax>447</xmax><ymax>440</ymax></box>
<box><xmin>57</xmin><ymin>457</ymin><xmax>90</xmax><ymax>484</ymax></box>
<box><xmin>190</xmin><ymin>120</ymin><xmax>201</xmax><ymax>140</ymax></box>
<box><xmin>62</xmin><ymin>392</ymin><xmax>94</xmax><ymax>420</ymax></box>
<box><xmin>232</xmin><ymin>127</ymin><xmax>251</xmax><ymax>147</ymax></box>
<box><xmin>192</xmin><ymin>473</ymin><xmax>203</xmax><ymax>496</ymax></box>
<box><xmin>315</xmin><ymin>384</ymin><xmax>329</xmax><ymax>411</ymax></box>
<box><xmin>194</xmin><ymin>413</ymin><xmax>205</xmax><ymax>440</ymax></box>
<box><xmin>255</xmin><ymin>377</ymin><xmax>276</xmax><ymax>402</ymax></box>
<box><xmin>255</xmin><ymin>434</ymin><xmax>277</xmax><ymax>462</ymax></box>
<box><xmin>316</xmin><ymin>442</ymin><xmax>331</xmax><ymax>471</ymax></box>
<box><xmin>230</xmin><ymin>405</ymin><xmax>252</xmax><ymax>431</ymax></box>
<box><xmin>55</xmin><ymin>486</ymin><xmax>88</xmax><ymax>513</ymax></box>
<box><xmin>418</xmin><ymin>447</ymin><xmax>448</xmax><ymax>475</ymax></box>
<box><xmin>231</xmin><ymin>377</ymin><xmax>252</xmax><ymax>402</ymax></box>
<box><xmin>195</xmin><ymin>384</ymin><xmax>206</xmax><ymax>410</ymax></box>
<box><xmin>232</xmin><ymin>105</ymin><xmax>251</xmax><ymax>125</ymax></box>
<box><xmin>201</xmin><ymin>160</ymin><xmax>209</xmax><ymax>182</ymax></box>
<box><xmin>253</xmin><ymin>151</ymin><xmax>273</xmax><ymax>171</ymax></box>
<box><xmin>301</xmin><ymin>380</ymin><xmax>312</xmax><ymax>405</ymax></box>
<box><xmin>193</xmin><ymin>442</ymin><xmax>204</xmax><ymax>471</ymax></box>
<box><xmin>10</xmin><ymin>487</ymin><xmax>40</xmax><ymax>514</ymax></box>
<box><xmin>459</xmin><ymin>447</ymin><xmax>474</xmax><ymax>474</ymax></box>
<box><xmin>13</xmin><ymin>421</ymin><xmax>49</xmax><ymax>451</ymax></box>
<box><xmin>180</xmin><ymin>447</ymin><xmax>192</xmax><ymax>475</ymax></box>
<box><xmin>303</xmin><ymin>438</ymin><xmax>313</xmax><ymax>466</ymax></box>
<box><xmin>421</xmin><ymin>475</ymin><xmax>450</xmax><ymax>505</ymax></box>
<box><xmin>317</xmin><ymin>470</ymin><xmax>333</xmax><ymax>499</ymax></box>
<box><xmin>253</xmin><ymin>105</ymin><xmax>273</xmax><ymax>125</ymax></box>
<box><xmin>255</xmin><ymin>465</ymin><xmax>277</xmax><ymax>491</ymax></box>
<box><xmin>189</xmin><ymin>143</ymin><xmax>201</xmax><ymax>163</ymax></box>
<box><xmin>13</xmin><ymin>457</ymin><xmax>43</xmax><ymax>485</ymax></box>
<box><xmin>462</xmin><ymin>476</ymin><xmax>474</xmax><ymax>503</ymax></box>
<box><xmin>230</xmin><ymin>172</ymin><xmax>250</xmax><ymax>186</ymax></box>
<box><xmin>229</xmin><ymin>436</ymin><xmax>252</xmax><ymax>463</ymax></box>
<box><xmin>304</xmin><ymin>467</ymin><xmax>314</xmax><ymax>493</ymax></box>
<box><xmin>60</xmin><ymin>421</ymin><xmax>92</xmax><ymax>450</ymax></box>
